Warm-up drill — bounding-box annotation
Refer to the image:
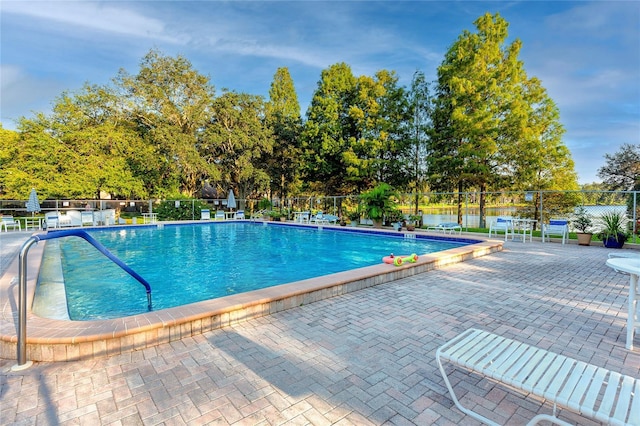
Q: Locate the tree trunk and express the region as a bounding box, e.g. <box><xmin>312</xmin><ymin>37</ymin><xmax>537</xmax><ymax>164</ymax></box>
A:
<box><xmin>479</xmin><ymin>184</ymin><xmax>487</xmax><ymax>228</ymax></box>
<box><xmin>457</xmin><ymin>181</ymin><xmax>463</xmax><ymax>225</ymax></box>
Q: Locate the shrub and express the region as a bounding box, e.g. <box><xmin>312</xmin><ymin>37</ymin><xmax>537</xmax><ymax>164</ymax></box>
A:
<box><xmin>156</xmin><ymin>199</ymin><xmax>210</xmax><ymax>221</ymax></box>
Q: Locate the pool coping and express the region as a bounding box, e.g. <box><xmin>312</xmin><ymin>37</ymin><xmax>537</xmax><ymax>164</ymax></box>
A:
<box><xmin>0</xmin><ymin>221</ymin><xmax>503</xmax><ymax>362</ymax></box>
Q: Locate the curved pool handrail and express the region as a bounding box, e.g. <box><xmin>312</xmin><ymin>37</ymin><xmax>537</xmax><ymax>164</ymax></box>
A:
<box><xmin>14</xmin><ymin>229</ymin><xmax>152</xmax><ymax>369</ymax></box>
<box><xmin>36</xmin><ymin>229</ymin><xmax>152</xmax><ymax>296</ymax></box>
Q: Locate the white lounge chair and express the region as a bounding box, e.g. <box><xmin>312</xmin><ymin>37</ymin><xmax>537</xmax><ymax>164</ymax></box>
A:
<box><xmin>428</xmin><ymin>222</ymin><xmax>462</xmax><ymax>235</ymax></box>
<box><xmin>542</xmin><ymin>219</ymin><xmax>569</xmax><ymax>244</ymax></box>
<box><xmin>215</xmin><ymin>210</ymin><xmax>225</xmax><ymax>220</ymax></box>
<box><xmin>437</xmin><ymin>328</ymin><xmax>640</xmax><ymax>426</ymax></box>
<box><xmin>201</xmin><ymin>209</ymin><xmax>211</xmax><ymax>220</ymax></box>
<box><xmin>489</xmin><ymin>217</ymin><xmax>513</xmax><ymax>240</ymax></box>
<box><xmin>1</xmin><ymin>215</ymin><xmax>21</xmax><ymax>232</ymax></box>
<box><xmin>235</xmin><ymin>210</ymin><xmax>245</xmax><ymax>219</ymax></box>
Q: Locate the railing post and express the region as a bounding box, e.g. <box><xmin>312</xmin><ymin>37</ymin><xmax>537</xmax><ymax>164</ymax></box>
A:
<box><xmin>12</xmin><ymin>236</ymin><xmax>38</xmax><ymax>371</ymax></box>
<box><xmin>634</xmin><ymin>191</ymin><xmax>638</xmax><ymax>241</ymax></box>
<box><xmin>539</xmin><ymin>191</ymin><xmax>543</xmax><ymax>241</ymax></box>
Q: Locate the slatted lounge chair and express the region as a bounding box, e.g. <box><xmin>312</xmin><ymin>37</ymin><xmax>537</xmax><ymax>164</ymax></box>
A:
<box><xmin>1</xmin><ymin>215</ymin><xmax>21</xmax><ymax>232</ymax></box>
<box><xmin>323</xmin><ymin>214</ymin><xmax>339</xmax><ymax>224</ymax></box>
<box><xmin>542</xmin><ymin>219</ymin><xmax>569</xmax><ymax>244</ymax></box>
<box><xmin>436</xmin><ymin>328</ymin><xmax>639</xmax><ymax>426</ymax></box>
<box><xmin>215</xmin><ymin>210</ymin><xmax>225</xmax><ymax>220</ymax></box>
<box><xmin>428</xmin><ymin>222</ymin><xmax>462</xmax><ymax>235</ymax></box>
<box><xmin>235</xmin><ymin>210</ymin><xmax>245</xmax><ymax>219</ymax></box>
<box><xmin>201</xmin><ymin>209</ymin><xmax>211</xmax><ymax>220</ymax></box>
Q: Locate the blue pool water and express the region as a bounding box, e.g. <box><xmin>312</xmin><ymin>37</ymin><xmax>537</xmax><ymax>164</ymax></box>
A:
<box><xmin>43</xmin><ymin>223</ymin><xmax>471</xmax><ymax>320</ymax></box>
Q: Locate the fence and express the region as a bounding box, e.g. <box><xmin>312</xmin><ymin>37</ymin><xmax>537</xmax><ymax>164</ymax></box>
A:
<box><xmin>1</xmin><ymin>190</ymin><xmax>638</xmax><ymax>241</ymax></box>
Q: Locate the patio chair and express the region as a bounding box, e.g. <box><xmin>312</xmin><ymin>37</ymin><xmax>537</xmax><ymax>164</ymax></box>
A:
<box><xmin>201</xmin><ymin>209</ymin><xmax>211</xmax><ymax>220</ymax></box>
<box><xmin>489</xmin><ymin>217</ymin><xmax>513</xmax><ymax>240</ymax></box>
<box><xmin>1</xmin><ymin>215</ymin><xmax>21</xmax><ymax>232</ymax></box>
<box><xmin>81</xmin><ymin>211</ymin><xmax>95</xmax><ymax>226</ymax></box>
<box><xmin>235</xmin><ymin>210</ymin><xmax>245</xmax><ymax>219</ymax></box>
<box><xmin>542</xmin><ymin>219</ymin><xmax>569</xmax><ymax>244</ymax></box>
<box><xmin>215</xmin><ymin>210</ymin><xmax>225</xmax><ymax>220</ymax></box>
<box><xmin>44</xmin><ymin>212</ymin><xmax>59</xmax><ymax>229</ymax></box>
<box><xmin>312</xmin><ymin>211</ymin><xmax>329</xmax><ymax>224</ymax></box>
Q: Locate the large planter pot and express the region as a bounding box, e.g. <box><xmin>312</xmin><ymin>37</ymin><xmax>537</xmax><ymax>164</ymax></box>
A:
<box><xmin>603</xmin><ymin>236</ymin><xmax>625</xmax><ymax>249</ymax></box>
<box><xmin>372</xmin><ymin>219</ymin><xmax>383</xmax><ymax>229</ymax></box>
<box><xmin>577</xmin><ymin>232</ymin><xmax>593</xmax><ymax>246</ymax></box>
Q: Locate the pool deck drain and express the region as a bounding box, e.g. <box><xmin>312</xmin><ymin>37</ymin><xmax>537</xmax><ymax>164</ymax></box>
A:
<box><xmin>0</xmin><ymin>224</ymin><xmax>500</xmax><ymax>362</ymax></box>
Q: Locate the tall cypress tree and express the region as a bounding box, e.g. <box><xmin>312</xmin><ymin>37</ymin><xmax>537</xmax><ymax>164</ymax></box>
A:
<box><xmin>429</xmin><ymin>13</ymin><xmax>576</xmax><ymax>226</ymax></box>
<box><xmin>265</xmin><ymin>67</ymin><xmax>303</xmax><ymax>199</ymax></box>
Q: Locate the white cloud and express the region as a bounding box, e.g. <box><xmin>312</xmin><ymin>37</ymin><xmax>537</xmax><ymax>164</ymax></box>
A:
<box><xmin>1</xmin><ymin>0</ymin><xmax>186</xmax><ymax>44</ymax></box>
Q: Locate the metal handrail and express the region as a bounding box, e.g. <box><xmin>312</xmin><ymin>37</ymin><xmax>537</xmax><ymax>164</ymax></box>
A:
<box><xmin>15</xmin><ymin>229</ymin><xmax>152</xmax><ymax>368</ymax></box>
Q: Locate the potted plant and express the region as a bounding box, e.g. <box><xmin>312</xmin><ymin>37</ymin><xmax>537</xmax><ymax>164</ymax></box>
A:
<box><xmin>269</xmin><ymin>210</ymin><xmax>282</xmax><ymax>221</ymax></box>
<box><xmin>386</xmin><ymin>209</ymin><xmax>404</xmax><ymax>231</ymax></box>
<box><xmin>406</xmin><ymin>214</ymin><xmax>422</xmax><ymax>232</ymax></box>
<box><xmin>597</xmin><ymin>211</ymin><xmax>628</xmax><ymax>249</ymax></box>
<box><xmin>572</xmin><ymin>206</ymin><xmax>594</xmax><ymax>246</ymax></box>
<box><xmin>360</xmin><ymin>183</ymin><xmax>397</xmax><ymax>228</ymax></box>
<box><xmin>347</xmin><ymin>209</ymin><xmax>360</xmax><ymax>227</ymax></box>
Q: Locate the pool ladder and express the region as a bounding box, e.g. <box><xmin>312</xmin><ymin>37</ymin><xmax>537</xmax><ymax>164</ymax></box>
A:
<box><xmin>13</xmin><ymin>229</ymin><xmax>152</xmax><ymax>370</ymax></box>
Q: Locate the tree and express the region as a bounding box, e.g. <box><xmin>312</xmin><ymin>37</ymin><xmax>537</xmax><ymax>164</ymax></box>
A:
<box><xmin>303</xmin><ymin>63</ymin><xmax>412</xmax><ymax>195</ymax></box>
<box><xmin>345</xmin><ymin>70</ymin><xmax>411</xmax><ymax>191</ymax></box>
<box><xmin>203</xmin><ymin>91</ymin><xmax>273</xmax><ymax>201</ymax></box>
<box><xmin>115</xmin><ymin>49</ymin><xmax>216</xmax><ymax>197</ymax></box>
<box><xmin>598</xmin><ymin>143</ymin><xmax>640</xmax><ymax>219</ymax></box>
<box><xmin>598</xmin><ymin>143</ymin><xmax>640</xmax><ymax>191</ymax></box>
<box><xmin>406</xmin><ymin>70</ymin><xmax>432</xmax><ymax>213</ymax></box>
<box><xmin>429</xmin><ymin>13</ymin><xmax>576</xmax><ymax>226</ymax></box>
<box><xmin>0</xmin><ymin>84</ymin><xmax>148</xmax><ymax>199</ymax></box>
<box><xmin>265</xmin><ymin>68</ymin><xmax>303</xmax><ymax>200</ymax></box>
<box><xmin>303</xmin><ymin>62</ymin><xmax>358</xmax><ymax>195</ymax></box>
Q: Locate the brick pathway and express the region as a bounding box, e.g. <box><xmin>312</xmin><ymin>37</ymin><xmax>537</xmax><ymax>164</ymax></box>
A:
<box><xmin>1</xmin><ymin>241</ymin><xmax>639</xmax><ymax>425</ymax></box>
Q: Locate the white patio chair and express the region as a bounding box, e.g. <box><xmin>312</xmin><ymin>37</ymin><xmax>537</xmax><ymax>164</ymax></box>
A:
<box><xmin>81</xmin><ymin>211</ymin><xmax>95</xmax><ymax>226</ymax></box>
<box><xmin>542</xmin><ymin>219</ymin><xmax>569</xmax><ymax>244</ymax></box>
<box><xmin>1</xmin><ymin>215</ymin><xmax>21</xmax><ymax>232</ymax></box>
<box><xmin>44</xmin><ymin>212</ymin><xmax>59</xmax><ymax>229</ymax></box>
<box><xmin>489</xmin><ymin>217</ymin><xmax>513</xmax><ymax>240</ymax></box>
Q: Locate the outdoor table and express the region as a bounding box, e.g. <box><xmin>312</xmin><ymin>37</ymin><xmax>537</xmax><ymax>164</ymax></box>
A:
<box><xmin>511</xmin><ymin>218</ymin><xmax>536</xmax><ymax>242</ymax></box>
<box><xmin>605</xmin><ymin>257</ymin><xmax>640</xmax><ymax>350</ymax></box>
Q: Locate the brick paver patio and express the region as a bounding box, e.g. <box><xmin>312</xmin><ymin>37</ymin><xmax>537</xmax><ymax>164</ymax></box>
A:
<box><xmin>1</xmin><ymin>239</ymin><xmax>639</xmax><ymax>425</ymax></box>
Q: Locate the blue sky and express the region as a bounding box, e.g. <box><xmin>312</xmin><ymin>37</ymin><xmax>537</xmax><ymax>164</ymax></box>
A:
<box><xmin>1</xmin><ymin>1</ymin><xmax>639</xmax><ymax>184</ymax></box>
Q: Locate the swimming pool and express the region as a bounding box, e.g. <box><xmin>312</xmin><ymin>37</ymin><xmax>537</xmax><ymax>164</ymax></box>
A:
<box><xmin>39</xmin><ymin>222</ymin><xmax>471</xmax><ymax>320</ymax></box>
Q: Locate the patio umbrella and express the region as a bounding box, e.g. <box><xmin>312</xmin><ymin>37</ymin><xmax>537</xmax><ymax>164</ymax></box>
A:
<box><xmin>227</xmin><ymin>189</ymin><xmax>236</xmax><ymax>210</ymax></box>
<box><xmin>26</xmin><ymin>188</ymin><xmax>41</xmax><ymax>216</ymax></box>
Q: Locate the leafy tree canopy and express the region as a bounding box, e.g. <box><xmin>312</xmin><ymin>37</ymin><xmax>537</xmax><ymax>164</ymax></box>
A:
<box><xmin>597</xmin><ymin>143</ymin><xmax>640</xmax><ymax>191</ymax></box>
